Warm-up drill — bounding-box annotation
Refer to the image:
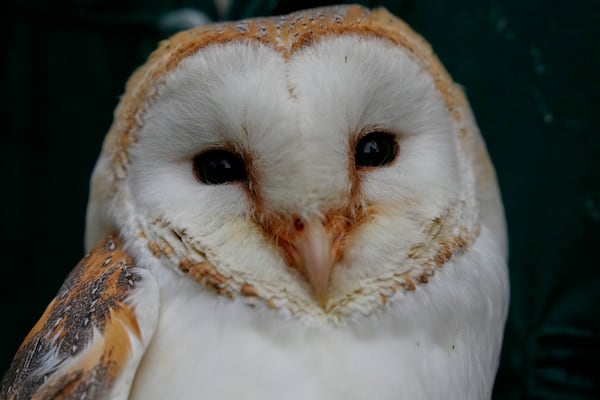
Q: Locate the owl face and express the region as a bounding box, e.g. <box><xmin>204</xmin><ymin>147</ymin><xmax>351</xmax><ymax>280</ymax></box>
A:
<box><xmin>88</xmin><ymin>6</ymin><xmax>480</xmax><ymax>319</ymax></box>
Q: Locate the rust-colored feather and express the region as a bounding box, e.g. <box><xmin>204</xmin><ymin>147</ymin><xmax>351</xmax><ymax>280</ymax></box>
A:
<box><xmin>1</xmin><ymin>235</ymin><xmax>150</xmax><ymax>399</ymax></box>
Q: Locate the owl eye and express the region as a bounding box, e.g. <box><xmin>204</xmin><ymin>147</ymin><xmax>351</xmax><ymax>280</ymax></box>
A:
<box><xmin>354</xmin><ymin>132</ymin><xmax>399</xmax><ymax>168</ymax></box>
<box><xmin>193</xmin><ymin>149</ymin><xmax>247</xmax><ymax>184</ymax></box>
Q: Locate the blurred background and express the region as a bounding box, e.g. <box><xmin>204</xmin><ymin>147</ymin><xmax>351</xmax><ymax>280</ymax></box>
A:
<box><xmin>1</xmin><ymin>0</ymin><xmax>598</xmax><ymax>398</ymax></box>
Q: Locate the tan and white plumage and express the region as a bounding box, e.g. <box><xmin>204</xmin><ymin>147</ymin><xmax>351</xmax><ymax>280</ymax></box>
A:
<box><xmin>2</xmin><ymin>5</ymin><xmax>508</xmax><ymax>400</ymax></box>
<box><xmin>1</xmin><ymin>236</ymin><xmax>158</xmax><ymax>399</ymax></box>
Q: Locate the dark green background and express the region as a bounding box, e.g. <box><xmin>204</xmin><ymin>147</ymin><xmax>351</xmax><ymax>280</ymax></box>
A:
<box><xmin>1</xmin><ymin>0</ymin><xmax>598</xmax><ymax>398</ymax></box>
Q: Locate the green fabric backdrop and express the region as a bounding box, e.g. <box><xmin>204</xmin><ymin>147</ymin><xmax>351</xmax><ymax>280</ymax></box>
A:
<box><xmin>1</xmin><ymin>0</ymin><xmax>598</xmax><ymax>398</ymax></box>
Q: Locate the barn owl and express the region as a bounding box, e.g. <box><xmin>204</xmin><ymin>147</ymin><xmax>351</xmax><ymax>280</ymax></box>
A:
<box><xmin>1</xmin><ymin>5</ymin><xmax>509</xmax><ymax>400</ymax></box>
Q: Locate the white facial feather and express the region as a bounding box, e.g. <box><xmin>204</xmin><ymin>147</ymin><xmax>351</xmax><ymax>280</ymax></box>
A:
<box><xmin>125</xmin><ymin>36</ymin><xmax>469</xmax><ymax>317</ymax></box>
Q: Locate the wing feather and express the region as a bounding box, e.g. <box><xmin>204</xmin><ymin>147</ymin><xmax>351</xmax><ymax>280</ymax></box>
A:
<box><xmin>1</xmin><ymin>234</ymin><xmax>158</xmax><ymax>400</ymax></box>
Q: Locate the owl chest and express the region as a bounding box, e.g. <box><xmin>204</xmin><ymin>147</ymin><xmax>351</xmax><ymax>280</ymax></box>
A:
<box><xmin>128</xmin><ymin>270</ymin><xmax>482</xmax><ymax>400</ymax></box>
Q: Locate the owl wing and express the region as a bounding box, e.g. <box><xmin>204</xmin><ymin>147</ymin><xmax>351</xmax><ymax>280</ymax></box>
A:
<box><xmin>1</xmin><ymin>234</ymin><xmax>159</xmax><ymax>400</ymax></box>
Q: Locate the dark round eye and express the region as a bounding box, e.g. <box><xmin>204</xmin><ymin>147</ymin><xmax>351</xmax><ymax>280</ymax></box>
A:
<box><xmin>193</xmin><ymin>149</ymin><xmax>247</xmax><ymax>184</ymax></box>
<box><xmin>354</xmin><ymin>131</ymin><xmax>399</xmax><ymax>167</ymax></box>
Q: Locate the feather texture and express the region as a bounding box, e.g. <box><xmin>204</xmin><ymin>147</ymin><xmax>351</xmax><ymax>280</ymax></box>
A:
<box><xmin>1</xmin><ymin>236</ymin><xmax>158</xmax><ymax>400</ymax></box>
<box><xmin>4</xmin><ymin>5</ymin><xmax>508</xmax><ymax>399</ymax></box>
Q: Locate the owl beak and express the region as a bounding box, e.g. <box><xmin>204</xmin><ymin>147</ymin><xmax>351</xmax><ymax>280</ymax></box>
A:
<box><xmin>289</xmin><ymin>217</ymin><xmax>339</xmax><ymax>306</ymax></box>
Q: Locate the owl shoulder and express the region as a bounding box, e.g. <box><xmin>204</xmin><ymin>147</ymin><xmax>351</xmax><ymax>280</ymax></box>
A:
<box><xmin>1</xmin><ymin>235</ymin><xmax>159</xmax><ymax>400</ymax></box>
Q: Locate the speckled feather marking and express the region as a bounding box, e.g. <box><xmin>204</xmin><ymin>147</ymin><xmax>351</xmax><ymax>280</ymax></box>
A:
<box><xmin>1</xmin><ymin>235</ymin><xmax>142</xmax><ymax>399</ymax></box>
<box><xmin>102</xmin><ymin>5</ymin><xmax>465</xmax><ymax>181</ymax></box>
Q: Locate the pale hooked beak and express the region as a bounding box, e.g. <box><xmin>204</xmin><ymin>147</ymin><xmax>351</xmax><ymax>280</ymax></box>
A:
<box><xmin>287</xmin><ymin>217</ymin><xmax>341</xmax><ymax>306</ymax></box>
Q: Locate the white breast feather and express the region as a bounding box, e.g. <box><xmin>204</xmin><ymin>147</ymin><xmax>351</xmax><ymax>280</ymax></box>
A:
<box><xmin>129</xmin><ymin>225</ymin><xmax>507</xmax><ymax>400</ymax></box>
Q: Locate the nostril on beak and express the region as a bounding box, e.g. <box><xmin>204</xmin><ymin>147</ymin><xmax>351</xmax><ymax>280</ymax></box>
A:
<box><xmin>293</xmin><ymin>217</ymin><xmax>304</xmax><ymax>232</ymax></box>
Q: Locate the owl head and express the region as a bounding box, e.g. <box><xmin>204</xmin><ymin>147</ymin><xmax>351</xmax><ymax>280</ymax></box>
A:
<box><xmin>85</xmin><ymin>5</ymin><xmax>505</xmax><ymax>319</ymax></box>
